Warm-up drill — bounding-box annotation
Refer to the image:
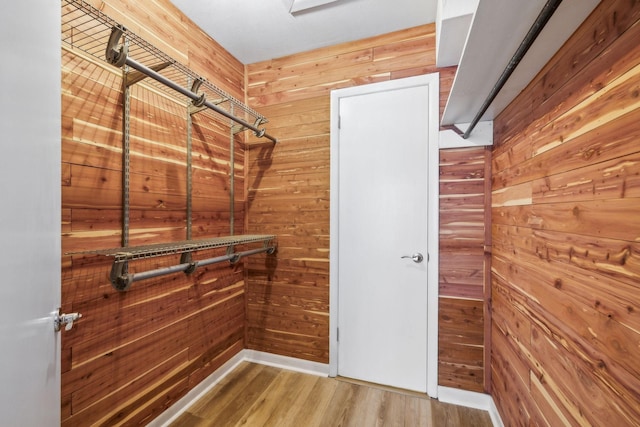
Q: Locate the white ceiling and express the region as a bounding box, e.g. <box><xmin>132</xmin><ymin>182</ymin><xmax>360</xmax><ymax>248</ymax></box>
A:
<box><xmin>170</xmin><ymin>0</ymin><xmax>439</xmax><ymax>64</ymax></box>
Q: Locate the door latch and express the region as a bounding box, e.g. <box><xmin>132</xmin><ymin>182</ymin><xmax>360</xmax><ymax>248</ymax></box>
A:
<box><xmin>54</xmin><ymin>310</ymin><xmax>82</xmax><ymax>332</ymax></box>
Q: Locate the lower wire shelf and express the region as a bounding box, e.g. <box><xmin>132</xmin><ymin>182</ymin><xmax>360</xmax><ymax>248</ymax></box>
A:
<box><xmin>68</xmin><ymin>234</ymin><xmax>276</xmax><ymax>291</ymax></box>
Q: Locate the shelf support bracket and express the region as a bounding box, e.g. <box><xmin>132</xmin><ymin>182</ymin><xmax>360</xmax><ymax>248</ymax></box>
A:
<box><xmin>439</xmin><ymin>121</ymin><xmax>493</xmax><ymax>149</ymax></box>
<box><xmin>126</xmin><ymin>62</ymin><xmax>172</xmax><ymax>87</ymax></box>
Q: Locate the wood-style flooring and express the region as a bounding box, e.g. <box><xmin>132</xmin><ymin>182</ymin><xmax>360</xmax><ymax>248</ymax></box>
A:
<box><xmin>170</xmin><ymin>362</ymin><xmax>493</xmax><ymax>427</ymax></box>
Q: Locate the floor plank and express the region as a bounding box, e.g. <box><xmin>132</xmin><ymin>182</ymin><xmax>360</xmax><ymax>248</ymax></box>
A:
<box><xmin>170</xmin><ymin>362</ymin><xmax>494</xmax><ymax>426</ymax></box>
<box><xmin>405</xmin><ymin>395</ymin><xmax>431</xmax><ymax>427</ymax></box>
<box><xmin>286</xmin><ymin>375</ymin><xmax>339</xmax><ymax>427</ymax></box>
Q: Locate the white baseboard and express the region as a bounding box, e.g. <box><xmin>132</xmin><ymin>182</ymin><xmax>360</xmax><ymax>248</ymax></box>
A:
<box><xmin>148</xmin><ymin>351</ymin><xmax>246</xmax><ymax>427</ymax></box>
<box><xmin>438</xmin><ymin>386</ymin><xmax>504</xmax><ymax>427</ymax></box>
<box><xmin>149</xmin><ymin>350</ymin><xmax>330</xmax><ymax>426</ymax></box>
<box><xmin>243</xmin><ymin>349</ymin><xmax>330</xmax><ymax>377</ymax></box>
<box><xmin>487</xmin><ymin>394</ymin><xmax>505</xmax><ymax>427</ymax></box>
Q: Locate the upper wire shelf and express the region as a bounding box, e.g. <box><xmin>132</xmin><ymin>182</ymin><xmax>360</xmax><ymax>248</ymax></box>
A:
<box><xmin>61</xmin><ymin>0</ymin><xmax>267</xmax><ymax>128</ymax></box>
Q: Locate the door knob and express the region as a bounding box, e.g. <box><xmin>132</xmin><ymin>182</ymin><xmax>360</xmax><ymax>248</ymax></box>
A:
<box><xmin>401</xmin><ymin>253</ymin><xmax>424</xmax><ymax>263</ymax></box>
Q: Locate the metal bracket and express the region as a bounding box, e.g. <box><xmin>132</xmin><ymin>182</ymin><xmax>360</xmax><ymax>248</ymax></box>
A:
<box><xmin>54</xmin><ymin>309</ymin><xmax>82</xmax><ymax>332</ymax></box>
<box><xmin>126</xmin><ymin>62</ymin><xmax>172</xmax><ymax>87</ymax></box>
<box><xmin>232</xmin><ymin>117</ymin><xmax>266</xmax><ymax>135</ymax></box>
<box><xmin>188</xmin><ymin>80</ymin><xmax>208</xmax><ymax>115</ymax></box>
<box><xmin>180</xmin><ymin>252</ymin><xmax>197</xmax><ymax>274</ymax></box>
<box><xmin>252</xmin><ymin>118</ymin><xmax>267</xmax><ymax>138</ymax></box>
<box><xmin>190</xmin><ymin>79</ymin><xmax>207</xmax><ymax>108</ymax></box>
<box><xmin>188</xmin><ymin>104</ymin><xmax>208</xmax><ymax>115</ymax></box>
<box><xmin>264</xmin><ymin>239</ymin><xmax>276</xmax><ymax>255</ymax></box>
<box><xmin>226</xmin><ymin>246</ymin><xmax>241</xmax><ymax>264</ymax></box>
<box><xmin>439</xmin><ymin>121</ymin><xmax>493</xmax><ymax>149</ymax></box>
<box><xmin>105</xmin><ymin>26</ymin><xmax>128</xmax><ymax>67</ymax></box>
<box><xmin>190</xmin><ymin>78</ymin><xmax>203</xmax><ymax>94</ymax></box>
<box><xmin>110</xmin><ymin>260</ymin><xmax>133</xmax><ymax>291</ymax></box>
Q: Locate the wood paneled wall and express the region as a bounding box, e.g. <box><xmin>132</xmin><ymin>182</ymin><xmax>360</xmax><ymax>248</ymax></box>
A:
<box><xmin>491</xmin><ymin>0</ymin><xmax>640</xmax><ymax>425</ymax></box>
<box><xmin>439</xmin><ymin>147</ymin><xmax>490</xmax><ymax>393</ymax></box>
<box><xmin>61</xmin><ymin>1</ymin><xmax>247</xmax><ymax>425</ymax></box>
<box><xmin>246</xmin><ymin>24</ymin><xmax>489</xmax><ymax>391</ymax></box>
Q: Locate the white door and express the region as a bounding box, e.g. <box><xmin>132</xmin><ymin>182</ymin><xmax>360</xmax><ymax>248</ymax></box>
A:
<box><xmin>330</xmin><ymin>75</ymin><xmax>440</xmax><ymax>394</ymax></box>
<box><xmin>0</xmin><ymin>2</ymin><xmax>62</xmax><ymax>425</ymax></box>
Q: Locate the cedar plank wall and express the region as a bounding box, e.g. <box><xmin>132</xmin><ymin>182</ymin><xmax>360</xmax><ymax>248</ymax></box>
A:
<box><xmin>61</xmin><ymin>0</ymin><xmax>247</xmax><ymax>425</ymax></box>
<box><xmin>439</xmin><ymin>147</ymin><xmax>489</xmax><ymax>393</ymax></box>
<box><xmin>245</xmin><ymin>25</ymin><xmax>489</xmax><ymax>392</ymax></box>
<box><xmin>491</xmin><ymin>0</ymin><xmax>640</xmax><ymax>425</ymax></box>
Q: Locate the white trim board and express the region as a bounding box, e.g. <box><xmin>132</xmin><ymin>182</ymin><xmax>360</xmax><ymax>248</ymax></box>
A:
<box><xmin>148</xmin><ymin>351</ymin><xmax>246</xmax><ymax>427</ymax></box>
<box><xmin>243</xmin><ymin>349</ymin><xmax>330</xmax><ymax>376</ymax></box>
<box><xmin>438</xmin><ymin>386</ymin><xmax>504</xmax><ymax>427</ymax></box>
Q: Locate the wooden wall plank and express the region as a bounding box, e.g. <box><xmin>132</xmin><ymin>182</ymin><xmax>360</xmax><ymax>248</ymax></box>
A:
<box><xmin>493</xmin><ymin>198</ymin><xmax>640</xmax><ymax>242</ymax></box>
<box><xmin>438</xmin><ymin>147</ymin><xmax>490</xmax><ymax>390</ymax></box>
<box><xmin>438</xmin><ymin>298</ymin><xmax>484</xmax><ymax>392</ymax></box>
<box><xmin>491</xmin><ymin>1</ymin><xmax>640</xmax><ymax>425</ymax></box>
<box><xmin>493</xmin><ymin>108</ymin><xmax>640</xmax><ymax>192</ymax></box>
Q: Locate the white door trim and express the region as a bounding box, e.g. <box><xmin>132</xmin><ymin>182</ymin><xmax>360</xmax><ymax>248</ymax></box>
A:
<box><xmin>329</xmin><ymin>74</ymin><xmax>440</xmax><ymax>398</ymax></box>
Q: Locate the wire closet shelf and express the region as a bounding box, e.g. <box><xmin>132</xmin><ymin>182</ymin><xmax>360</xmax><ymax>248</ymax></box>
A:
<box><xmin>86</xmin><ymin>235</ymin><xmax>277</xmax><ymax>263</ymax></box>
<box><xmin>61</xmin><ymin>0</ymin><xmax>274</xmax><ymax>141</ymax></box>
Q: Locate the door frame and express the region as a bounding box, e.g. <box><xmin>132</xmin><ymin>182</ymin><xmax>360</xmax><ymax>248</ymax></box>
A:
<box><xmin>329</xmin><ymin>73</ymin><xmax>440</xmax><ymax>398</ymax></box>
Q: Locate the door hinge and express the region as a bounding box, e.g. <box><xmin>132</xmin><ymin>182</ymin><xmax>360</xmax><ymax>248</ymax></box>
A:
<box><xmin>338</xmin><ymin>115</ymin><xmax>341</xmax><ymax>129</ymax></box>
<box><xmin>337</xmin><ymin>328</ymin><xmax>339</xmax><ymax>342</ymax></box>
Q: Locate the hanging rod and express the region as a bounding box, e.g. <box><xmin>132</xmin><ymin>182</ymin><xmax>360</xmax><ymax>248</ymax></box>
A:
<box><xmin>462</xmin><ymin>0</ymin><xmax>562</xmax><ymax>139</ymax></box>
<box><xmin>106</xmin><ymin>27</ymin><xmax>277</xmax><ymax>143</ymax></box>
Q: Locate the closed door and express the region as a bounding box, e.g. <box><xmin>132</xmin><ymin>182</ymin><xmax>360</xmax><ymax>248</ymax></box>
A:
<box><xmin>332</xmin><ymin>75</ymin><xmax>435</xmax><ymax>393</ymax></box>
<box><xmin>0</xmin><ymin>2</ymin><xmax>62</xmax><ymax>425</ymax></box>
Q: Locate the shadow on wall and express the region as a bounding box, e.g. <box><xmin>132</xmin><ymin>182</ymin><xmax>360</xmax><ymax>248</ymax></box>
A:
<box><xmin>246</xmin><ymin>142</ymin><xmax>275</xmax><ymax>210</ymax></box>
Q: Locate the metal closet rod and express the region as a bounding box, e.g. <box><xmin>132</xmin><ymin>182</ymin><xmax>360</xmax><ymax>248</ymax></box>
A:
<box><xmin>462</xmin><ymin>0</ymin><xmax>563</xmax><ymax>139</ymax></box>
<box><xmin>113</xmin><ymin>245</ymin><xmax>276</xmax><ymax>291</ymax></box>
<box><xmin>106</xmin><ymin>45</ymin><xmax>277</xmax><ymax>143</ymax></box>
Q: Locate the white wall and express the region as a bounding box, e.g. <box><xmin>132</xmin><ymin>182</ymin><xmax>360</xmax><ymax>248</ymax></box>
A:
<box><xmin>0</xmin><ymin>1</ymin><xmax>61</xmax><ymax>425</ymax></box>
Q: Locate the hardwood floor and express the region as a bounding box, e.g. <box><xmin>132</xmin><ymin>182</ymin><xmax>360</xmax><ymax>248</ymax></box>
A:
<box><xmin>169</xmin><ymin>362</ymin><xmax>493</xmax><ymax>426</ymax></box>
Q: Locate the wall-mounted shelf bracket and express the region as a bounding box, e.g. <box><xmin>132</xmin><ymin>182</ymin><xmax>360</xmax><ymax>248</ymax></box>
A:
<box><xmin>439</xmin><ymin>121</ymin><xmax>493</xmax><ymax>149</ymax></box>
<box><xmin>232</xmin><ymin>117</ymin><xmax>267</xmax><ymax>136</ymax></box>
<box><xmin>126</xmin><ymin>62</ymin><xmax>172</xmax><ymax>87</ymax></box>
